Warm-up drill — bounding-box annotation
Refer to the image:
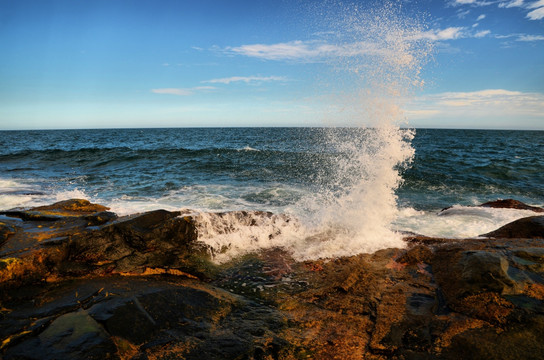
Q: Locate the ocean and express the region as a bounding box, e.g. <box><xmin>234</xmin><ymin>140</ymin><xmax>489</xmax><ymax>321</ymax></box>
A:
<box><xmin>1</xmin><ymin>127</ymin><xmax>543</xmax><ymax>261</ymax></box>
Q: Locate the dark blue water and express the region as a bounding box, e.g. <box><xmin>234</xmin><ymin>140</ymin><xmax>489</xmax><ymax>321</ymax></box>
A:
<box><xmin>0</xmin><ymin>128</ymin><xmax>542</xmax><ymax>214</ymax></box>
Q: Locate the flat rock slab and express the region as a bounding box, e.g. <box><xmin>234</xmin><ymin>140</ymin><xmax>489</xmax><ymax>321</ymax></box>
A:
<box><xmin>1</xmin><ymin>276</ymin><xmax>287</xmax><ymax>360</ymax></box>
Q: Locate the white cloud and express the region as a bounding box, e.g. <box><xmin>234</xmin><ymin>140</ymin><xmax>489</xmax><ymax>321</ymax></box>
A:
<box><xmin>152</xmin><ymin>88</ymin><xmax>193</xmax><ymax>96</ymax></box>
<box><xmin>476</xmin><ymin>14</ymin><xmax>487</xmax><ymax>20</ymax></box>
<box><xmin>194</xmin><ymin>86</ymin><xmax>217</xmax><ymax>90</ymax></box>
<box><xmin>412</xmin><ymin>27</ymin><xmax>465</xmax><ymax>41</ymax></box>
<box><xmin>498</xmin><ymin>0</ymin><xmax>524</xmax><ymax>7</ymax></box>
<box><xmin>413</xmin><ymin>26</ymin><xmax>492</xmax><ymax>41</ymax></box>
<box><xmin>457</xmin><ymin>9</ymin><xmax>471</xmax><ymax>18</ymax></box>
<box><xmin>474</xmin><ymin>30</ymin><xmax>491</xmax><ymax>37</ymax></box>
<box><xmin>517</xmin><ymin>34</ymin><xmax>544</xmax><ymax>40</ymax></box>
<box><xmin>451</xmin><ymin>0</ymin><xmax>494</xmax><ymax>6</ymax></box>
<box><xmin>203</xmin><ymin>76</ymin><xmax>288</xmax><ymax>84</ymax></box>
<box><xmin>227</xmin><ymin>41</ymin><xmax>323</xmax><ymax>61</ymax></box>
<box><xmin>496</xmin><ymin>0</ymin><xmax>544</xmax><ymax>20</ymax></box>
<box><xmin>151</xmin><ymin>86</ymin><xmax>216</xmax><ymax>96</ymax></box>
<box><xmin>226</xmin><ymin>40</ymin><xmax>403</xmax><ymax>62</ymax></box>
<box><xmin>527</xmin><ymin>0</ymin><xmax>544</xmax><ymax>8</ymax></box>
<box><xmin>407</xmin><ymin>89</ymin><xmax>544</xmax><ymax>126</ymax></box>
<box><xmin>527</xmin><ymin>6</ymin><xmax>544</xmax><ymax>19</ymax></box>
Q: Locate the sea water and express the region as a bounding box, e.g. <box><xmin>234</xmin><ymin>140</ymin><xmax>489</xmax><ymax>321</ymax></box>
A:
<box><xmin>0</xmin><ymin>128</ymin><xmax>542</xmax><ymax>261</ymax></box>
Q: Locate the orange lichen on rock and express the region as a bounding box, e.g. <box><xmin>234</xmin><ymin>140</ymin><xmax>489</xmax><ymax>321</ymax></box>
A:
<box><xmin>454</xmin><ymin>292</ymin><xmax>514</xmax><ymax>324</ymax></box>
<box><xmin>524</xmin><ymin>283</ymin><xmax>544</xmax><ymax>300</ymax></box>
<box><xmin>119</xmin><ymin>267</ymin><xmax>199</xmax><ymax>279</ymax></box>
<box><xmin>434</xmin><ymin>316</ymin><xmax>486</xmax><ymax>351</ymax></box>
<box><xmin>112</xmin><ymin>336</ymin><xmax>139</xmax><ymax>360</ymax></box>
<box><xmin>31</xmin><ymin>199</ymin><xmax>109</xmax><ymax>216</ymax></box>
<box><xmin>369</xmin><ymin>286</ymin><xmax>407</xmax><ymax>352</ymax></box>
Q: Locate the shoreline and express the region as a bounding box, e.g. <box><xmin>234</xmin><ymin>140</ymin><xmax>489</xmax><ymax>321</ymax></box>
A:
<box><xmin>1</xmin><ymin>198</ymin><xmax>543</xmax><ymax>359</ymax></box>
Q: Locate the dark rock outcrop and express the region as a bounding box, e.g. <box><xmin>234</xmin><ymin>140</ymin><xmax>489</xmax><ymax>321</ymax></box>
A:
<box><xmin>480</xmin><ymin>199</ymin><xmax>544</xmax><ymax>212</ymax></box>
<box><xmin>481</xmin><ymin>215</ymin><xmax>544</xmax><ymax>239</ymax></box>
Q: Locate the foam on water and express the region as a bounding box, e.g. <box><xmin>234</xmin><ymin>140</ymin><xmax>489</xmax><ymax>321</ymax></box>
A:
<box><xmin>394</xmin><ymin>205</ymin><xmax>541</xmax><ymax>239</ymax></box>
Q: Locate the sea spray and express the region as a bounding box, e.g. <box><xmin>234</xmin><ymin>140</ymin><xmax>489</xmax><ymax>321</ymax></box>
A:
<box><xmin>294</xmin><ymin>1</ymin><xmax>432</xmax><ymax>258</ymax></box>
<box><xmin>194</xmin><ymin>1</ymin><xmax>434</xmax><ymax>262</ymax></box>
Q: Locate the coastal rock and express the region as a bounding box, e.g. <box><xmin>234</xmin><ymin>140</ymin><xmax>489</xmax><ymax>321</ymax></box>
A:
<box><xmin>1</xmin><ymin>199</ymin><xmax>111</xmax><ymax>221</ymax></box>
<box><xmin>65</xmin><ymin>209</ymin><xmax>206</xmax><ymax>277</ymax></box>
<box><xmin>480</xmin><ymin>199</ymin><xmax>544</xmax><ymax>212</ymax></box>
<box><xmin>1</xmin><ymin>276</ymin><xmax>288</xmax><ymax>360</ymax></box>
<box><xmin>1</xmin><ymin>199</ymin><xmax>544</xmax><ymax>359</ymax></box>
<box><xmin>481</xmin><ymin>215</ymin><xmax>544</xmax><ymax>239</ymax></box>
<box><xmin>439</xmin><ymin>198</ymin><xmax>544</xmax><ymax>216</ymax></box>
<box><xmin>0</xmin><ymin>221</ymin><xmax>16</xmax><ymax>245</ymax></box>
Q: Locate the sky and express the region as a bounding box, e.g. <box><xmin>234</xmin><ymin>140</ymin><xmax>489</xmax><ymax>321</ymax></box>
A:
<box><xmin>1</xmin><ymin>0</ymin><xmax>543</xmax><ymax>130</ymax></box>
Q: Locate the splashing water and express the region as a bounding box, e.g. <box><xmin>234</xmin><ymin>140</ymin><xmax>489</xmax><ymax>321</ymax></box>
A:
<box><xmin>196</xmin><ymin>1</ymin><xmax>433</xmax><ymax>262</ymax></box>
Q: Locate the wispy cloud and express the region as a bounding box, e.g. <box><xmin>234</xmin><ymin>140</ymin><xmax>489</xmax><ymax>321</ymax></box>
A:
<box><xmin>527</xmin><ymin>5</ymin><xmax>544</xmax><ymax>19</ymax></box>
<box><xmin>408</xmin><ymin>89</ymin><xmax>544</xmax><ymax>121</ymax></box>
<box><xmin>152</xmin><ymin>88</ymin><xmax>192</xmax><ymax>96</ymax></box>
<box><xmin>451</xmin><ymin>0</ymin><xmax>494</xmax><ymax>6</ymax></box>
<box><xmin>225</xmin><ymin>40</ymin><xmax>396</xmax><ymax>62</ymax></box>
<box><xmin>517</xmin><ymin>34</ymin><xmax>544</xmax><ymax>40</ymax></box>
<box><xmin>151</xmin><ymin>86</ymin><xmax>216</xmax><ymax>96</ymax></box>
<box><xmin>498</xmin><ymin>0</ymin><xmax>524</xmax><ymax>7</ymax></box>
<box><xmin>527</xmin><ymin>0</ymin><xmax>544</xmax><ymax>7</ymax></box>
<box><xmin>457</xmin><ymin>9</ymin><xmax>471</xmax><ymax>18</ymax></box>
<box><xmin>226</xmin><ymin>41</ymin><xmax>334</xmax><ymax>61</ymax></box>
<box><xmin>412</xmin><ymin>26</ymin><xmax>491</xmax><ymax>41</ymax></box>
<box><xmin>474</xmin><ymin>29</ymin><xmax>491</xmax><ymax>37</ymax></box>
<box><xmin>476</xmin><ymin>14</ymin><xmax>487</xmax><ymax>20</ymax></box>
<box><xmin>416</xmin><ymin>27</ymin><xmax>465</xmax><ymax>40</ymax></box>
<box><xmin>496</xmin><ymin>32</ymin><xmax>544</xmax><ymax>42</ymax></box>
<box><xmin>227</xmin><ymin>26</ymin><xmax>489</xmax><ymax>64</ymax></box>
<box><xmin>203</xmin><ymin>76</ymin><xmax>288</xmax><ymax>84</ymax></box>
<box><xmin>453</xmin><ymin>0</ymin><xmax>544</xmax><ymax>20</ymax></box>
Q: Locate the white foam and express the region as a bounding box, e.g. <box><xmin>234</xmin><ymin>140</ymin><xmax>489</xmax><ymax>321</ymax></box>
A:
<box><xmin>237</xmin><ymin>146</ymin><xmax>260</xmax><ymax>152</ymax></box>
<box><xmin>0</xmin><ymin>178</ymin><xmax>43</xmax><ymax>210</ymax></box>
<box><xmin>394</xmin><ymin>205</ymin><xmax>540</xmax><ymax>239</ymax></box>
<box><xmin>194</xmin><ymin>211</ymin><xmax>304</xmax><ymax>263</ymax></box>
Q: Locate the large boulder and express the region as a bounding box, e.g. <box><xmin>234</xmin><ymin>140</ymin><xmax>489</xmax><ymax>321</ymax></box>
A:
<box><xmin>481</xmin><ymin>216</ymin><xmax>544</xmax><ymax>239</ymax></box>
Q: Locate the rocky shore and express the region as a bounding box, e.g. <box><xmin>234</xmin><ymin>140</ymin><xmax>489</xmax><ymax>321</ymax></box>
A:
<box><xmin>1</xmin><ymin>199</ymin><xmax>543</xmax><ymax>359</ymax></box>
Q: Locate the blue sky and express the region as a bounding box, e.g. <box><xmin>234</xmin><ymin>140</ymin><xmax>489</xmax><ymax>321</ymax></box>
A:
<box><xmin>1</xmin><ymin>0</ymin><xmax>543</xmax><ymax>130</ymax></box>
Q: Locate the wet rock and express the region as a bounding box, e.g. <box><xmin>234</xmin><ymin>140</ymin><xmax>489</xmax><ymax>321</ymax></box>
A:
<box><xmin>397</xmin><ymin>244</ymin><xmax>433</xmax><ymax>265</ymax></box>
<box><xmin>0</xmin><ymin>276</ymin><xmax>288</xmax><ymax>360</ymax></box>
<box><xmin>5</xmin><ymin>310</ymin><xmax>118</xmax><ymax>360</ymax></box>
<box><xmin>84</xmin><ymin>211</ymin><xmax>118</xmax><ymax>226</ymax></box>
<box><xmin>65</xmin><ymin>209</ymin><xmax>210</xmax><ymax>278</ymax></box>
<box><xmin>458</xmin><ymin>251</ymin><xmax>516</xmax><ymax>294</ymax></box>
<box><xmin>480</xmin><ymin>199</ymin><xmax>544</xmax><ymax>212</ymax></box>
<box><xmin>30</xmin><ymin>199</ymin><xmax>110</xmax><ymax>216</ymax></box>
<box><xmin>1</xmin><ymin>199</ymin><xmax>111</xmax><ymax>221</ymax></box>
<box><xmin>481</xmin><ymin>216</ymin><xmax>544</xmax><ymax>239</ymax></box>
<box><xmin>0</xmin><ymin>221</ymin><xmax>16</xmax><ymax>245</ymax></box>
<box><xmin>2</xmin><ymin>199</ymin><xmax>544</xmax><ymax>359</ymax></box>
